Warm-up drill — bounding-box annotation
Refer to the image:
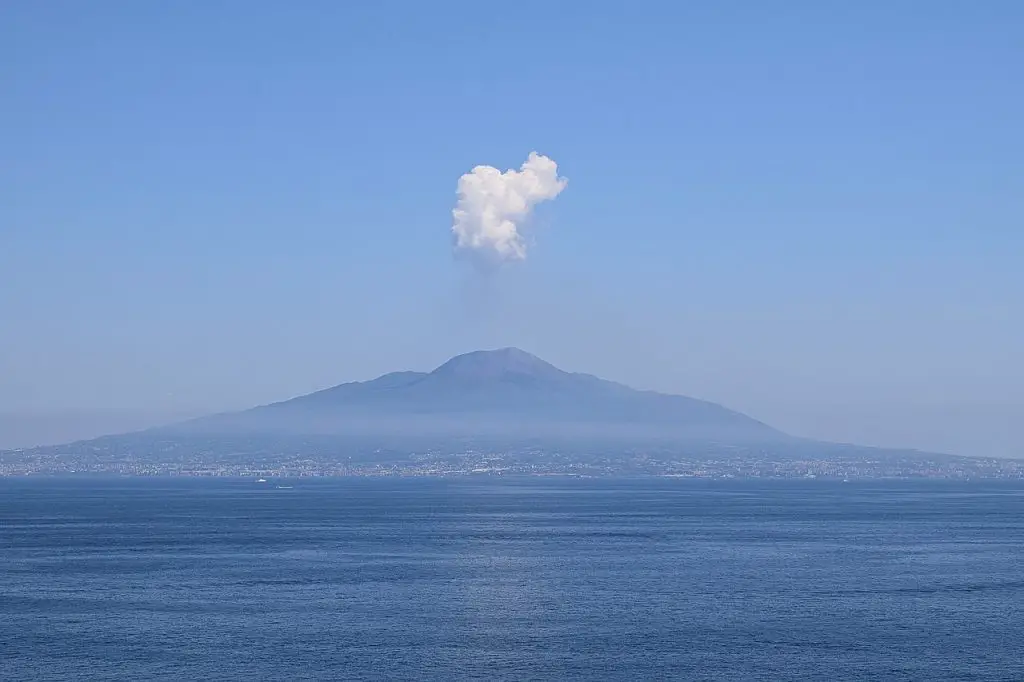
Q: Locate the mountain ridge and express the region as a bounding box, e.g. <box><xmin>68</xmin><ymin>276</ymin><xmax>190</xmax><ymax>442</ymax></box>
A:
<box><xmin>165</xmin><ymin>347</ymin><xmax>785</xmax><ymax>442</ymax></box>
<box><xmin>8</xmin><ymin>347</ymin><xmax>1009</xmax><ymax>479</ymax></box>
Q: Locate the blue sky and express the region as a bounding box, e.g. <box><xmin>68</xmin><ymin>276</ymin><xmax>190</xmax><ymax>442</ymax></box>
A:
<box><xmin>2</xmin><ymin>1</ymin><xmax>1021</xmax><ymax>456</ymax></box>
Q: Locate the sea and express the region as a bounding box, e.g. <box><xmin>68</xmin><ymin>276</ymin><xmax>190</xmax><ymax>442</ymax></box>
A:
<box><xmin>1</xmin><ymin>477</ymin><xmax>1022</xmax><ymax>681</ymax></box>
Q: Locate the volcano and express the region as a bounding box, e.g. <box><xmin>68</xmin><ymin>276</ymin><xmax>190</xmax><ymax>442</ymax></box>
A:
<box><xmin>167</xmin><ymin>348</ymin><xmax>786</xmax><ymax>442</ymax></box>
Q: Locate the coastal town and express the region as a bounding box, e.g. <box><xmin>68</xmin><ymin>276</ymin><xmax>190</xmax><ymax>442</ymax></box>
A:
<box><xmin>3</xmin><ymin>439</ymin><xmax>1022</xmax><ymax>480</ymax></box>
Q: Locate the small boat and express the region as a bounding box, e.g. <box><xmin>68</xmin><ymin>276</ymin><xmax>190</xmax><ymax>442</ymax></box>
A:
<box><xmin>256</xmin><ymin>478</ymin><xmax>267</xmax><ymax>483</ymax></box>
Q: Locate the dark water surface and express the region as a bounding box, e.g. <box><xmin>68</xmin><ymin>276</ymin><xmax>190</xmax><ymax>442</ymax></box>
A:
<box><xmin>2</xmin><ymin>477</ymin><xmax>1022</xmax><ymax>680</ymax></box>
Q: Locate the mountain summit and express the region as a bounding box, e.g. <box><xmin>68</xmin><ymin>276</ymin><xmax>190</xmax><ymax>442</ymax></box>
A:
<box><xmin>431</xmin><ymin>348</ymin><xmax>564</xmax><ymax>382</ymax></box>
<box><xmin>171</xmin><ymin>348</ymin><xmax>785</xmax><ymax>442</ymax></box>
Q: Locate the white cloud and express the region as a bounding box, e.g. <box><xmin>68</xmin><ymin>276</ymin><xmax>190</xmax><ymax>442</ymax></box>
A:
<box><xmin>451</xmin><ymin>152</ymin><xmax>567</xmax><ymax>264</ymax></box>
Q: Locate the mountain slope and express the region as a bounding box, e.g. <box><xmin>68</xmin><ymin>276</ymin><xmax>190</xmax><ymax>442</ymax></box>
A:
<box><xmin>170</xmin><ymin>347</ymin><xmax>785</xmax><ymax>442</ymax></box>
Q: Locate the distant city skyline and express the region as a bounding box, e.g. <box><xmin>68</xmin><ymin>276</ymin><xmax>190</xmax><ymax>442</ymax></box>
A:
<box><xmin>2</xmin><ymin>2</ymin><xmax>1021</xmax><ymax>457</ymax></box>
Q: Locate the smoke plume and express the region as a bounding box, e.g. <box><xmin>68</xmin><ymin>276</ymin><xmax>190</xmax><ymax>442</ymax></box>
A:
<box><xmin>452</xmin><ymin>152</ymin><xmax>567</xmax><ymax>265</ymax></box>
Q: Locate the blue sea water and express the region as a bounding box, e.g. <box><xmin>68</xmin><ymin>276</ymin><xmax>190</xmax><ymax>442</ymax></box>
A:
<box><xmin>1</xmin><ymin>477</ymin><xmax>1022</xmax><ymax>681</ymax></box>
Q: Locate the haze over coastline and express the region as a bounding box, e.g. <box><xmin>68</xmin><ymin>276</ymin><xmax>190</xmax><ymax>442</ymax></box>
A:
<box><xmin>4</xmin><ymin>349</ymin><xmax>1022</xmax><ymax>481</ymax></box>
